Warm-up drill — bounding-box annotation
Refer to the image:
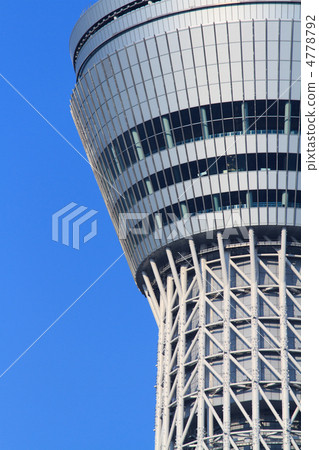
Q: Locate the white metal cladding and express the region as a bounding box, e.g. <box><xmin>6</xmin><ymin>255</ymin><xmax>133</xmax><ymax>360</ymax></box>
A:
<box><xmin>70</xmin><ymin>0</ymin><xmax>301</xmax><ymax>78</ymax></box>
<box><xmin>70</xmin><ymin>18</ymin><xmax>301</xmax><ymax>278</ymax></box>
<box><xmin>142</xmin><ymin>231</ymin><xmax>300</xmax><ymax>449</ymax></box>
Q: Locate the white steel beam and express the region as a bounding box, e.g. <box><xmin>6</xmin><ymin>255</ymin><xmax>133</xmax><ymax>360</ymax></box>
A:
<box><xmin>217</xmin><ymin>232</ymin><xmax>231</xmax><ymax>450</ymax></box>
<box><xmin>249</xmin><ymin>229</ymin><xmax>260</xmax><ymax>450</ymax></box>
<box><xmin>279</xmin><ymin>229</ymin><xmax>291</xmax><ymax>449</ymax></box>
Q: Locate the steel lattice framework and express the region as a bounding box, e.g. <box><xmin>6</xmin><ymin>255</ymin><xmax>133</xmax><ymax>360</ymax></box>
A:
<box><xmin>70</xmin><ymin>0</ymin><xmax>301</xmax><ymax>448</ymax></box>
<box><xmin>143</xmin><ymin>229</ymin><xmax>301</xmax><ymax>449</ymax></box>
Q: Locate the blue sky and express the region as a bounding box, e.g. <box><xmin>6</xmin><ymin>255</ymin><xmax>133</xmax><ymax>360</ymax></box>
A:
<box><xmin>0</xmin><ymin>1</ymin><xmax>157</xmax><ymax>448</ymax></box>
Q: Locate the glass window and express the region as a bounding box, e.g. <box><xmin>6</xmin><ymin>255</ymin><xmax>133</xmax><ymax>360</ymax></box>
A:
<box><xmin>256</xmin><ymin>100</ymin><xmax>266</xmax><ymax>117</ymax></box>
<box><xmin>268</xmin><ymin>153</ymin><xmax>277</xmax><ymax>170</ymax></box>
<box><xmin>237</xmin><ymin>154</ymin><xmax>247</xmax><ymax>171</ymax></box>
<box><xmin>279</xmin><ymin>101</ymin><xmax>286</xmax><ymax>116</ymax></box>
<box><xmin>226</xmin><ymin>155</ymin><xmax>237</xmax><ymax>172</ymax></box>
<box><xmin>148</xmin><ymin>136</ymin><xmax>157</xmax><ymax>154</ymax></box>
<box><xmin>259</xmin><ymin>190</ymin><xmax>266</xmax><ymax>204</ymax></box>
<box><xmin>150</xmin><ymin>173</ymin><xmax>159</xmax><ymax>192</ymax></box>
<box><xmin>212</xmin><ymin>120</ymin><xmax>223</xmax><ymax>135</ymax></box>
<box><xmin>133</xmin><ymin>184</ymin><xmax>140</xmax><ymax>202</ymax></box>
<box><xmin>171</xmin><ymin>111</ymin><xmax>181</xmax><ymax>129</ymax></box>
<box><xmin>141</xmin><ymin>139</ymin><xmax>151</xmax><ymax>157</ymax></box>
<box><xmin>202</xmin><ymin>195</ymin><xmax>212</xmax><ymax>212</ymax></box>
<box><xmin>240</xmin><ymin>191</ymin><xmax>247</xmax><ymax>205</ymax></box>
<box><xmin>183</xmin><ymin>125</ymin><xmax>193</xmax><ymax>141</ymax></box>
<box><xmin>180</xmin><ymin>109</ymin><xmax>191</xmax><ymax>125</ymax></box>
<box><xmin>268</xmin><ymin>190</ymin><xmax>276</xmax><ymax>203</ymax></box>
<box><xmin>267</xmin><ymin>100</ymin><xmax>278</xmax><ymax>116</ymax></box>
<box><xmin>153</xmin><ymin>117</ymin><xmax>163</xmax><ymax>134</ymax></box>
<box><xmin>157</xmin><ymin>171</ymin><xmax>166</xmax><ymax>189</ymax></box>
<box><xmin>190</xmin><ymin>107</ymin><xmax>201</xmax><ymax>124</ymax></box>
<box><xmin>211</xmin><ymin>103</ymin><xmax>222</xmax><ymax>120</ymax></box>
<box><xmin>291</xmin><ymin>100</ymin><xmax>300</xmax><ymax>116</ymax></box>
<box><xmin>224</xmin><ymin>119</ymin><xmax>233</xmax><ymax>133</ymax></box>
<box><xmin>138</xmin><ymin>180</ymin><xmax>146</xmax><ymax>198</ymax></box>
<box><xmin>173</xmin><ymin>165</ymin><xmax>182</xmax><ymax>183</ymax></box>
<box><xmin>198</xmin><ymin>159</ymin><xmax>208</xmax><ymax>174</ymax></box>
<box><xmin>256</xmin><ymin>116</ymin><xmax>266</xmax><ymax>130</ymax></box>
<box><xmin>246</xmin><ymin>100</ymin><xmax>254</xmax><ymax>117</ymax></box>
<box><xmin>173</xmin><ymin>203</ymin><xmax>181</xmax><ymax>219</ymax></box>
<box><xmin>128</xmin><ymin>145</ymin><xmax>137</xmax><ymax>165</ymax></box>
<box><xmin>174</xmin><ymin>127</ymin><xmax>183</xmax><ymax>144</ymax></box>
<box><xmin>288</xmin><ymin>153</ymin><xmax>297</xmax><ymax>171</ymax></box>
<box><xmin>195</xmin><ymin>197</ymin><xmax>204</xmax><ymax>213</ymax></box>
<box><xmin>291</xmin><ymin>118</ymin><xmax>299</xmax><ymax>132</ymax></box>
<box><xmin>193</xmin><ymin>123</ymin><xmax>202</xmax><ymax>139</ymax></box>
<box><xmin>278</xmin><ymin>153</ymin><xmax>287</xmax><ymax>170</ymax></box>
<box><xmin>155</xmin><ymin>132</ymin><xmax>165</xmax><ymax>150</ymax></box>
<box><xmin>124</xmin><ymin>130</ymin><xmax>133</xmax><ymax>149</ymax></box>
<box><xmin>296</xmin><ymin>191</ymin><xmax>301</xmax><ymax>205</ymax></box>
<box><xmin>267</xmin><ymin>116</ymin><xmax>277</xmax><ymax>131</ymax></box>
<box><xmin>208</xmin><ymin>158</ymin><xmax>217</xmax><ymax>175</ymax></box>
<box><xmin>164</xmin><ymin>168</ymin><xmax>173</xmax><ymax>185</ymax></box>
<box><xmin>189</xmin><ymin>161</ymin><xmax>199</xmax><ymax>178</ymax></box>
<box><xmin>217</xmin><ymin>156</ymin><xmax>226</xmax><ymax>173</ymax></box>
<box><xmin>145</xmin><ymin>121</ymin><xmax>155</xmax><ymax>139</ymax></box>
<box><xmin>258</xmin><ymin>153</ymin><xmax>267</xmax><ymax>170</ymax></box>
<box><xmin>230</xmin><ymin>191</ymin><xmax>239</xmax><ymax>206</ymax></box>
<box><xmin>187</xmin><ymin>198</ymin><xmax>195</xmax><ymax>214</ymax></box>
<box><xmin>221</xmin><ymin>192</ymin><xmax>230</xmax><ymax>207</ymax></box>
<box><xmin>222</xmin><ymin>102</ymin><xmax>232</xmax><ymax>118</ymax></box>
<box><xmin>278</xmin><ymin>116</ymin><xmax>284</xmax><ymax>131</ymax></box>
<box><xmin>234</xmin><ymin>118</ymin><xmax>242</xmax><ymax>132</ymax></box>
<box><xmin>122</xmin><ymin>150</ymin><xmax>131</xmax><ymax>167</ymax></box>
<box><xmin>233</xmin><ymin>102</ymin><xmax>242</xmax><ymax>118</ymax></box>
<box><xmin>181</xmin><ymin>163</ymin><xmax>190</xmax><ymax>181</ymax></box>
<box><xmin>247</xmin><ymin>154</ymin><xmax>257</xmax><ymax>171</ymax></box>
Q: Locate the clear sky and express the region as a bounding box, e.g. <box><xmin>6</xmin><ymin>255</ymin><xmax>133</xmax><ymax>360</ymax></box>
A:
<box><xmin>0</xmin><ymin>1</ymin><xmax>157</xmax><ymax>448</ymax></box>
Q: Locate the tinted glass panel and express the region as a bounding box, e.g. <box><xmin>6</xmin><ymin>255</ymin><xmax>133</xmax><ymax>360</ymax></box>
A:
<box><xmin>100</xmin><ymin>100</ymin><xmax>300</xmax><ymax>183</ymax></box>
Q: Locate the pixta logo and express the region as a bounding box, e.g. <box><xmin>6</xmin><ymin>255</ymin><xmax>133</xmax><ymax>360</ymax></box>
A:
<box><xmin>52</xmin><ymin>202</ymin><xmax>98</xmax><ymax>250</ymax></box>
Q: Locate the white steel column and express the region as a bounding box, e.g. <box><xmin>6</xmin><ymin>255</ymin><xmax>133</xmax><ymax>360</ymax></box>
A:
<box><xmin>162</xmin><ymin>274</ymin><xmax>173</xmax><ymax>447</ymax></box>
<box><xmin>166</xmin><ymin>249</ymin><xmax>185</xmax><ymax>449</ymax></box>
<box><xmin>279</xmin><ymin>228</ymin><xmax>291</xmax><ymax>449</ymax></box>
<box><xmin>189</xmin><ymin>240</ymin><xmax>205</xmax><ymax>449</ymax></box>
<box><xmin>217</xmin><ymin>232</ymin><xmax>231</xmax><ymax>449</ymax></box>
<box><xmin>249</xmin><ymin>229</ymin><xmax>260</xmax><ymax>450</ymax></box>
<box><xmin>154</xmin><ymin>286</ymin><xmax>165</xmax><ymax>450</ymax></box>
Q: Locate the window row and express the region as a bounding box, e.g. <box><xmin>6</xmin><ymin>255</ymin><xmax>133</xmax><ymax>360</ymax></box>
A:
<box><xmin>100</xmin><ymin>99</ymin><xmax>300</xmax><ymax>181</ymax></box>
<box><xmin>126</xmin><ymin>189</ymin><xmax>301</xmax><ymax>246</ymax></box>
<box><xmin>115</xmin><ymin>152</ymin><xmax>301</xmax><ymax>213</ymax></box>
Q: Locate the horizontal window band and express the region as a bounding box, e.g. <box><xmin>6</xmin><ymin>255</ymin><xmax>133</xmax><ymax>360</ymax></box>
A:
<box><xmin>98</xmin><ymin>99</ymin><xmax>300</xmax><ymax>184</ymax></box>
<box><xmin>113</xmin><ymin>151</ymin><xmax>300</xmax><ymax>214</ymax></box>
<box><xmin>125</xmin><ymin>189</ymin><xmax>301</xmax><ymax>247</ymax></box>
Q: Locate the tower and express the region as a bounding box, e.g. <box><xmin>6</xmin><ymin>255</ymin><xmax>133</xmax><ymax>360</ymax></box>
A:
<box><xmin>70</xmin><ymin>0</ymin><xmax>301</xmax><ymax>448</ymax></box>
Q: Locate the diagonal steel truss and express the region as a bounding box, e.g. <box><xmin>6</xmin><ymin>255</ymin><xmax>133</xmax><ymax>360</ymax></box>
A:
<box><xmin>143</xmin><ymin>228</ymin><xmax>301</xmax><ymax>449</ymax></box>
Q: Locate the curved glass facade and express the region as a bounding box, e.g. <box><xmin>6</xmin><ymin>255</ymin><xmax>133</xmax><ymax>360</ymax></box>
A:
<box><xmin>71</xmin><ymin>14</ymin><xmax>301</xmax><ymax>275</ymax></box>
